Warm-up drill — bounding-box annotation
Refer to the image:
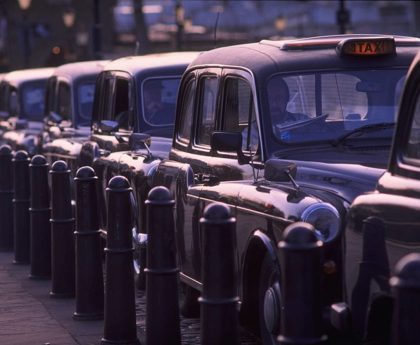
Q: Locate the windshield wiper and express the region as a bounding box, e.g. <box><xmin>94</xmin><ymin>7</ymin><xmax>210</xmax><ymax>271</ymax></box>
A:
<box><xmin>332</xmin><ymin>122</ymin><xmax>395</xmax><ymax>146</ymax></box>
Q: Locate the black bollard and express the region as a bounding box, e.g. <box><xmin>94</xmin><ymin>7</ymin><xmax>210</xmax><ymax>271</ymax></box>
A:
<box><xmin>73</xmin><ymin>166</ymin><xmax>104</xmax><ymax>320</ymax></box>
<box><xmin>0</xmin><ymin>145</ymin><xmax>14</xmax><ymax>250</ymax></box>
<box><xmin>13</xmin><ymin>150</ymin><xmax>30</xmax><ymax>264</ymax></box>
<box><xmin>50</xmin><ymin>160</ymin><xmax>75</xmax><ymax>298</ymax></box>
<box><xmin>199</xmin><ymin>202</ymin><xmax>239</xmax><ymax>345</ymax></box>
<box><xmin>390</xmin><ymin>253</ymin><xmax>420</xmax><ymax>345</ymax></box>
<box><xmin>145</xmin><ymin>186</ymin><xmax>180</xmax><ymax>345</ymax></box>
<box><xmin>102</xmin><ymin>176</ymin><xmax>139</xmax><ymax>345</ymax></box>
<box><xmin>29</xmin><ymin>155</ymin><xmax>51</xmax><ymax>279</ymax></box>
<box><xmin>278</xmin><ymin>222</ymin><xmax>327</xmax><ymax>344</ymax></box>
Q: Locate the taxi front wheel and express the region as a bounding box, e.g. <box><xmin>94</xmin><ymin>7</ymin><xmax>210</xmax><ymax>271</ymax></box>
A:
<box><xmin>258</xmin><ymin>254</ymin><xmax>282</xmax><ymax>345</ymax></box>
<box><xmin>133</xmin><ymin>229</ymin><xmax>146</xmax><ymax>290</ymax></box>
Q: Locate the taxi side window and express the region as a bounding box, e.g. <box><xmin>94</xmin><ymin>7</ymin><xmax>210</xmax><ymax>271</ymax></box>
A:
<box><xmin>45</xmin><ymin>77</ymin><xmax>57</xmax><ymax>116</ymax></box>
<box><xmin>222</xmin><ymin>77</ymin><xmax>257</xmax><ymax>152</ymax></box>
<box><xmin>177</xmin><ymin>78</ymin><xmax>196</xmax><ymax>145</ymax></box>
<box><xmin>9</xmin><ymin>88</ymin><xmax>18</xmax><ymax>116</ymax></box>
<box><xmin>113</xmin><ymin>77</ymin><xmax>131</xmax><ymax>131</ymax></box>
<box><xmin>196</xmin><ymin>76</ymin><xmax>218</xmax><ymax>147</ymax></box>
<box><xmin>405</xmin><ymin>92</ymin><xmax>420</xmax><ymax>159</ymax></box>
<box><xmin>57</xmin><ymin>82</ymin><xmax>71</xmax><ymax>121</ymax></box>
<box><xmin>98</xmin><ymin>77</ymin><xmax>114</xmax><ymax>121</ymax></box>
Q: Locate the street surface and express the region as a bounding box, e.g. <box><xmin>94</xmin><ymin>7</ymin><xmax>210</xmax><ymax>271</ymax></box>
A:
<box><xmin>0</xmin><ymin>251</ymin><xmax>258</xmax><ymax>345</ymax></box>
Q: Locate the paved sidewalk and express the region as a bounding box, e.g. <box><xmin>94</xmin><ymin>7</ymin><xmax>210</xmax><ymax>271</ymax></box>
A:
<box><xmin>0</xmin><ymin>251</ymin><xmax>106</xmax><ymax>345</ymax></box>
<box><xmin>0</xmin><ymin>250</ymin><xmax>258</xmax><ymax>345</ymax></box>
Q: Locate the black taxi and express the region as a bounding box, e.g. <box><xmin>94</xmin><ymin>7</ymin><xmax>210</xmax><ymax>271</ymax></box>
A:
<box><xmin>148</xmin><ymin>35</ymin><xmax>420</xmax><ymax>344</ymax></box>
<box><xmin>78</xmin><ymin>52</ymin><xmax>200</xmax><ymax>285</ymax></box>
<box><xmin>344</xmin><ymin>51</ymin><xmax>420</xmax><ymax>343</ymax></box>
<box><xmin>0</xmin><ymin>67</ymin><xmax>55</xmax><ymax>154</ymax></box>
<box><xmin>41</xmin><ymin>60</ymin><xmax>109</xmax><ymax>175</ymax></box>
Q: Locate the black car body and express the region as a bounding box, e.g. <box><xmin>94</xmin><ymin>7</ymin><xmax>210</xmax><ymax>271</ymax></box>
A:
<box><xmin>41</xmin><ymin>60</ymin><xmax>109</xmax><ymax>175</ymax></box>
<box><xmin>344</xmin><ymin>51</ymin><xmax>420</xmax><ymax>343</ymax></box>
<box><xmin>147</xmin><ymin>35</ymin><xmax>420</xmax><ymax>343</ymax></box>
<box><xmin>78</xmin><ymin>52</ymin><xmax>200</xmax><ymax>282</ymax></box>
<box><xmin>0</xmin><ymin>67</ymin><xmax>55</xmax><ymax>154</ymax></box>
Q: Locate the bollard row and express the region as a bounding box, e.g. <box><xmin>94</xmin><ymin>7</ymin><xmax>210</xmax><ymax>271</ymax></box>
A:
<box><xmin>0</xmin><ymin>145</ymin><xmax>14</xmax><ymax>250</ymax></box>
<box><xmin>50</xmin><ymin>160</ymin><xmax>75</xmax><ymax>298</ymax></box>
<box><xmin>13</xmin><ymin>150</ymin><xmax>30</xmax><ymax>264</ymax></box>
<box><xmin>102</xmin><ymin>176</ymin><xmax>139</xmax><ymax>345</ymax></box>
<box><xmin>29</xmin><ymin>155</ymin><xmax>51</xmax><ymax>279</ymax></box>
<box><xmin>74</xmin><ymin>166</ymin><xmax>103</xmax><ymax>320</ymax></box>
<box><xmin>278</xmin><ymin>222</ymin><xmax>327</xmax><ymax>345</ymax></box>
<box><xmin>145</xmin><ymin>186</ymin><xmax>180</xmax><ymax>345</ymax></box>
<box><xmin>199</xmin><ymin>202</ymin><xmax>239</xmax><ymax>345</ymax></box>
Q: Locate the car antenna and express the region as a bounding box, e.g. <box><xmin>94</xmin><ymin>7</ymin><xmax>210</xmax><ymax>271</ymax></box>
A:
<box><xmin>213</xmin><ymin>11</ymin><xmax>220</xmax><ymax>48</ymax></box>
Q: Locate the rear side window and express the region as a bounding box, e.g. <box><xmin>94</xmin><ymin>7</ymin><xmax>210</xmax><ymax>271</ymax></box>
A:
<box><xmin>222</xmin><ymin>77</ymin><xmax>257</xmax><ymax>152</ymax></box>
<box><xmin>57</xmin><ymin>82</ymin><xmax>71</xmax><ymax>121</ymax></box>
<box><xmin>94</xmin><ymin>74</ymin><xmax>132</xmax><ymax>132</ymax></box>
<box><xmin>44</xmin><ymin>77</ymin><xmax>57</xmax><ymax>116</ymax></box>
<box><xmin>114</xmin><ymin>78</ymin><xmax>131</xmax><ymax>131</ymax></box>
<box><xmin>196</xmin><ymin>76</ymin><xmax>218</xmax><ymax>146</ymax></box>
<box><xmin>177</xmin><ymin>78</ymin><xmax>196</xmax><ymax>144</ymax></box>
<box><xmin>405</xmin><ymin>92</ymin><xmax>420</xmax><ymax>159</ymax></box>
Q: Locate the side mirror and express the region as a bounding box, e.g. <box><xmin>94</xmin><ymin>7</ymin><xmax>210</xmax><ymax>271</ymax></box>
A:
<box><xmin>49</xmin><ymin>111</ymin><xmax>63</xmax><ymax>124</ymax></box>
<box><xmin>99</xmin><ymin>120</ymin><xmax>119</xmax><ymax>134</ymax></box>
<box><xmin>0</xmin><ymin>110</ymin><xmax>9</xmax><ymax>120</ymax></box>
<box><xmin>129</xmin><ymin>133</ymin><xmax>151</xmax><ymax>151</ymax></box>
<box><xmin>264</xmin><ymin>159</ymin><xmax>297</xmax><ymax>182</ymax></box>
<box><xmin>211</xmin><ymin>131</ymin><xmax>250</xmax><ymax>165</ymax></box>
<box><xmin>14</xmin><ymin>118</ymin><xmax>28</xmax><ymax>130</ymax></box>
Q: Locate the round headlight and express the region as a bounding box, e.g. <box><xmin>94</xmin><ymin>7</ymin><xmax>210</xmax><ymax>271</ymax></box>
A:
<box><xmin>301</xmin><ymin>203</ymin><xmax>341</xmax><ymax>242</ymax></box>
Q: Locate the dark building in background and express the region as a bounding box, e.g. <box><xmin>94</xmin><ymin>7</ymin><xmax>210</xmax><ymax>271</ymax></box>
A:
<box><xmin>0</xmin><ymin>0</ymin><xmax>418</xmax><ymax>71</ymax></box>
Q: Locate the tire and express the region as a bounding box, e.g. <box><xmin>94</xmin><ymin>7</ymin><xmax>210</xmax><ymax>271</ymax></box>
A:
<box><xmin>258</xmin><ymin>254</ymin><xmax>282</xmax><ymax>345</ymax></box>
<box><xmin>133</xmin><ymin>229</ymin><xmax>146</xmax><ymax>290</ymax></box>
<box><xmin>179</xmin><ymin>282</ymin><xmax>200</xmax><ymax>318</ymax></box>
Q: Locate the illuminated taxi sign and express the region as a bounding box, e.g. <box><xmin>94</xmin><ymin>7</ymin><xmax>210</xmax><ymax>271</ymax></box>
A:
<box><xmin>337</xmin><ymin>37</ymin><xmax>396</xmax><ymax>56</ymax></box>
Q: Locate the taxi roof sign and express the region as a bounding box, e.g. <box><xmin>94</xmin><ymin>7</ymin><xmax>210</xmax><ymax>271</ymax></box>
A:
<box><xmin>337</xmin><ymin>37</ymin><xmax>396</xmax><ymax>56</ymax></box>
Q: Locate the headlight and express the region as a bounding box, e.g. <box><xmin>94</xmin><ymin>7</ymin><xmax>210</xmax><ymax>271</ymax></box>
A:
<box><xmin>301</xmin><ymin>203</ymin><xmax>341</xmax><ymax>243</ymax></box>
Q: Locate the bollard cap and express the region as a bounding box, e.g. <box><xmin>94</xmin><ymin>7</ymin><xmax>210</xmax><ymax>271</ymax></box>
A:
<box><xmin>51</xmin><ymin>160</ymin><xmax>69</xmax><ymax>172</ymax></box>
<box><xmin>200</xmin><ymin>202</ymin><xmax>235</xmax><ymax>225</ymax></box>
<box><xmin>75</xmin><ymin>166</ymin><xmax>96</xmax><ymax>180</ymax></box>
<box><xmin>0</xmin><ymin>144</ymin><xmax>12</xmax><ymax>156</ymax></box>
<box><xmin>30</xmin><ymin>154</ymin><xmax>47</xmax><ymax>166</ymax></box>
<box><xmin>107</xmin><ymin>175</ymin><xmax>132</xmax><ymax>192</ymax></box>
<box><xmin>390</xmin><ymin>253</ymin><xmax>420</xmax><ymax>289</ymax></box>
<box><xmin>146</xmin><ymin>185</ymin><xmax>174</xmax><ymax>206</ymax></box>
<box><xmin>13</xmin><ymin>150</ymin><xmax>29</xmax><ymax>161</ymax></box>
<box><xmin>278</xmin><ymin>222</ymin><xmax>322</xmax><ymax>250</ymax></box>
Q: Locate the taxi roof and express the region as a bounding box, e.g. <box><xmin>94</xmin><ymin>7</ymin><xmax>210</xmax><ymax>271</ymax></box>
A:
<box><xmin>3</xmin><ymin>67</ymin><xmax>55</xmax><ymax>87</ymax></box>
<box><xmin>188</xmin><ymin>34</ymin><xmax>420</xmax><ymax>82</ymax></box>
<box><xmin>102</xmin><ymin>51</ymin><xmax>201</xmax><ymax>76</ymax></box>
<box><xmin>51</xmin><ymin>60</ymin><xmax>109</xmax><ymax>81</ymax></box>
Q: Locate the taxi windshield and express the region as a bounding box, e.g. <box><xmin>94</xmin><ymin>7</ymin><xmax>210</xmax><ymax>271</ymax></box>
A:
<box><xmin>268</xmin><ymin>69</ymin><xmax>406</xmax><ymax>145</ymax></box>
<box><xmin>20</xmin><ymin>80</ymin><xmax>47</xmax><ymax>121</ymax></box>
<box><xmin>141</xmin><ymin>77</ymin><xmax>181</xmax><ymax>127</ymax></box>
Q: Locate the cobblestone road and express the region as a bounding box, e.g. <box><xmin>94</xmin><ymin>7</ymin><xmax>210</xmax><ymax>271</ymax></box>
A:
<box><xmin>135</xmin><ymin>290</ymin><xmax>260</xmax><ymax>345</ymax></box>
